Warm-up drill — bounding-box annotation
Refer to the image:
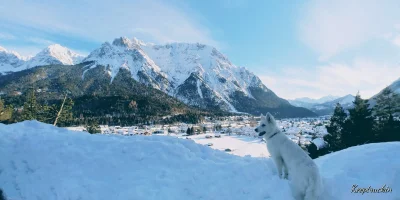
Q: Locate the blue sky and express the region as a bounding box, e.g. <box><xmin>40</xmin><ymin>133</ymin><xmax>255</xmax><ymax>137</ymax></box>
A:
<box><xmin>1</xmin><ymin>0</ymin><xmax>400</xmax><ymax>99</ymax></box>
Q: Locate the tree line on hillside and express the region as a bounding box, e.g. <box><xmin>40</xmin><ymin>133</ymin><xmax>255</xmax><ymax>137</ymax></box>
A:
<box><xmin>0</xmin><ymin>87</ymin><xmax>230</xmax><ymax>129</ymax></box>
<box><xmin>0</xmin><ymin>89</ymin><xmax>74</xmax><ymax>127</ymax></box>
<box><xmin>307</xmin><ymin>88</ymin><xmax>400</xmax><ymax>159</ymax></box>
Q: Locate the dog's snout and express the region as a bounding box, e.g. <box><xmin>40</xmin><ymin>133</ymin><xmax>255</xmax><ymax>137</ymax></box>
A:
<box><xmin>255</xmin><ymin>128</ymin><xmax>258</xmax><ymax>132</ymax></box>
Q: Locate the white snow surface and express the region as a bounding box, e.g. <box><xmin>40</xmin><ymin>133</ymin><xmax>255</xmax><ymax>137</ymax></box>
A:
<box><xmin>1</xmin><ymin>121</ymin><xmax>400</xmax><ymax>200</ymax></box>
<box><xmin>186</xmin><ymin>134</ymin><xmax>270</xmax><ymax>158</ymax></box>
<box><xmin>311</xmin><ymin>138</ymin><xmax>326</xmax><ymax>150</ymax></box>
<box><xmin>0</xmin><ymin>44</ymin><xmax>84</xmax><ymax>75</ymax></box>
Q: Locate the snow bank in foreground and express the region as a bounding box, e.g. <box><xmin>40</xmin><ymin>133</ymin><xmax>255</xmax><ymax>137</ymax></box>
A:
<box><xmin>1</xmin><ymin>121</ymin><xmax>399</xmax><ymax>200</ymax></box>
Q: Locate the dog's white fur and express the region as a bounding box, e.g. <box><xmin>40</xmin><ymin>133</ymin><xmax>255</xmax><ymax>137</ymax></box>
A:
<box><xmin>255</xmin><ymin>113</ymin><xmax>322</xmax><ymax>200</ymax></box>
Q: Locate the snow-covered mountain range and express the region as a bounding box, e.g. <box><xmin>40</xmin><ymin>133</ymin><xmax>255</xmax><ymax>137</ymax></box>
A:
<box><xmin>0</xmin><ymin>37</ymin><xmax>315</xmax><ymax>117</ymax></box>
<box><xmin>290</xmin><ymin>94</ymin><xmax>355</xmax><ymax>116</ymax></box>
<box><xmin>289</xmin><ymin>95</ymin><xmax>340</xmax><ymax>108</ymax></box>
<box><xmin>310</xmin><ymin>94</ymin><xmax>355</xmax><ymax>114</ymax></box>
<box><xmin>83</xmin><ymin>37</ymin><xmax>277</xmax><ymax>113</ymax></box>
<box><xmin>0</xmin><ymin>44</ymin><xmax>84</xmax><ymax>75</ymax></box>
<box><xmin>292</xmin><ymin>76</ymin><xmax>400</xmax><ymax>115</ymax></box>
<box><xmin>0</xmin><ymin>46</ymin><xmax>28</xmax><ymax>74</ymax></box>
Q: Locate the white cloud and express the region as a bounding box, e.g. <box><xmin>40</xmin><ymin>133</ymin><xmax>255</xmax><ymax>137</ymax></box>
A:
<box><xmin>25</xmin><ymin>37</ymin><xmax>54</xmax><ymax>45</ymax></box>
<box><xmin>0</xmin><ymin>0</ymin><xmax>219</xmax><ymax>48</ymax></box>
<box><xmin>259</xmin><ymin>58</ymin><xmax>400</xmax><ymax>99</ymax></box>
<box><xmin>393</xmin><ymin>35</ymin><xmax>400</xmax><ymax>47</ymax></box>
<box><xmin>0</xmin><ymin>32</ymin><xmax>16</xmax><ymax>40</ymax></box>
<box><xmin>298</xmin><ymin>0</ymin><xmax>400</xmax><ymax>60</ymax></box>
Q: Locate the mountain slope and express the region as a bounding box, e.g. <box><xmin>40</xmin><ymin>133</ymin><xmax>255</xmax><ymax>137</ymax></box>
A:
<box><xmin>369</xmin><ymin>77</ymin><xmax>400</xmax><ymax>108</ymax></box>
<box><xmin>389</xmin><ymin>78</ymin><xmax>400</xmax><ymax>94</ymax></box>
<box><xmin>81</xmin><ymin>37</ymin><xmax>316</xmax><ymax>117</ymax></box>
<box><xmin>0</xmin><ymin>46</ymin><xmax>27</xmax><ymax>74</ymax></box>
<box><xmin>309</xmin><ymin>94</ymin><xmax>355</xmax><ymax>116</ymax></box>
<box><xmin>1</xmin><ymin>121</ymin><xmax>399</xmax><ymax>200</ymax></box>
<box><xmin>23</xmin><ymin>44</ymin><xmax>84</xmax><ymax>68</ymax></box>
<box><xmin>0</xmin><ymin>44</ymin><xmax>84</xmax><ymax>75</ymax></box>
<box><xmin>0</xmin><ymin>62</ymin><xmax>217</xmax><ymax>123</ymax></box>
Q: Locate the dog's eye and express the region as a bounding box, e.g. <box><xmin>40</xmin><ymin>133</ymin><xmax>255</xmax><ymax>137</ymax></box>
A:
<box><xmin>262</xmin><ymin>124</ymin><xmax>266</xmax><ymax>127</ymax></box>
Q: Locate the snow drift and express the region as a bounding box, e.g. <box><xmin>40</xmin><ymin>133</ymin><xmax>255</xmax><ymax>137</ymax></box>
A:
<box><xmin>0</xmin><ymin>121</ymin><xmax>399</xmax><ymax>200</ymax></box>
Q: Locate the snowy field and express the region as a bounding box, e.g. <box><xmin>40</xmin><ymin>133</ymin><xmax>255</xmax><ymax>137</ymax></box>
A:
<box><xmin>1</xmin><ymin>121</ymin><xmax>400</xmax><ymax>200</ymax></box>
<box><xmin>179</xmin><ymin>134</ymin><xmax>270</xmax><ymax>158</ymax></box>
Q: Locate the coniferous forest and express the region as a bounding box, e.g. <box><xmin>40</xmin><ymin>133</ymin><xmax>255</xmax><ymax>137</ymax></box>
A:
<box><xmin>0</xmin><ymin>89</ymin><xmax>229</xmax><ymax>127</ymax></box>
<box><xmin>307</xmin><ymin>89</ymin><xmax>400</xmax><ymax>158</ymax></box>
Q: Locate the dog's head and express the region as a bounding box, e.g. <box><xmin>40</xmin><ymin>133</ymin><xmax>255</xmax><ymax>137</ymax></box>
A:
<box><xmin>254</xmin><ymin>112</ymin><xmax>277</xmax><ymax>137</ymax></box>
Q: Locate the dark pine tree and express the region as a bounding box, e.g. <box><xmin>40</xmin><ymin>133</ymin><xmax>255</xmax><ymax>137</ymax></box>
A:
<box><xmin>85</xmin><ymin>120</ymin><xmax>101</xmax><ymax>134</ymax></box>
<box><xmin>376</xmin><ymin>114</ymin><xmax>400</xmax><ymax>142</ymax></box>
<box><xmin>0</xmin><ymin>98</ymin><xmax>13</xmax><ymax>122</ymax></box>
<box><xmin>373</xmin><ymin>88</ymin><xmax>400</xmax><ymax>142</ymax></box>
<box><xmin>342</xmin><ymin>92</ymin><xmax>375</xmax><ymax>147</ymax></box>
<box><xmin>306</xmin><ymin>143</ymin><xmax>319</xmax><ymax>159</ymax></box>
<box><xmin>21</xmin><ymin>89</ymin><xmax>39</xmax><ymax>121</ymax></box>
<box><xmin>373</xmin><ymin>88</ymin><xmax>400</xmax><ymax>121</ymax></box>
<box><xmin>324</xmin><ymin>103</ymin><xmax>347</xmax><ymax>152</ymax></box>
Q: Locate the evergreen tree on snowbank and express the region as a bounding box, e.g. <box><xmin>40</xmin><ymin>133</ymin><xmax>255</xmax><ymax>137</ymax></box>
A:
<box><xmin>310</xmin><ymin>91</ymin><xmax>400</xmax><ymax>158</ymax></box>
<box><xmin>324</xmin><ymin>103</ymin><xmax>347</xmax><ymax>152</ymax></box>
<box><xmin>342</xmin><ymin>93</ymin><xmax>375</xmax><ymax>147</ymax></box>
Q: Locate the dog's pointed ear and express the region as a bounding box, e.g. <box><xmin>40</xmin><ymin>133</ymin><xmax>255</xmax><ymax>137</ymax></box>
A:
<box><xmin>266</xmin><ymin>113</ymin><xmax>273</xmax><ymax>123</ymax></box>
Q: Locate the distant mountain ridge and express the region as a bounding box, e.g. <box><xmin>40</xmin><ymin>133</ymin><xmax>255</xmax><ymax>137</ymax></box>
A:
<box><xmin>289</xmin><ymin>95</ymin><xmax>355</xmax><ymax>116</ymax></box>
<box><xmin>0</xmin><ymin>46</ymin><xmax>27</xmax><ymax>74</ymax></box>
<box><xmin>0</xmin><ymin>44</ymin><xmax>84</xmax><ymax>75</ymax></box>
<box><xmin>289</xmin><ymin>95</ymin><xmax>340</xmax><ymax>109</ymax></box>
<box><xmin>309</xmin><ymin>94</ymin><xmax>355</xmax><ymax>115</ymax></box>
<box><xmin>291</xmin><ymin>95</ymin><xmax>340</xmax><ymax>104</ymax></box>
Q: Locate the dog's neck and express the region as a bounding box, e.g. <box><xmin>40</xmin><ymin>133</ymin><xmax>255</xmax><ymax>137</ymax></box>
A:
<box><xmin>267</xmin><ymin>131</ymin><xmax>280</xmax><ymax>140</ymax></box>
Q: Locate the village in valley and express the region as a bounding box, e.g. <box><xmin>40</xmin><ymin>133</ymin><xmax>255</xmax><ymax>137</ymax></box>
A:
<box><xmin>66</xmin><ymin>115</ymin><xmax>331</xmax><ymax>157</ymax></box>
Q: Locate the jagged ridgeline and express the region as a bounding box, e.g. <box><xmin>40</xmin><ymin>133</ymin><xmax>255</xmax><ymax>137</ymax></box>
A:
<box><xmin>0</xmin><ymin>37</ymin><xmax>317</xmax><ymax>118</ymax></box>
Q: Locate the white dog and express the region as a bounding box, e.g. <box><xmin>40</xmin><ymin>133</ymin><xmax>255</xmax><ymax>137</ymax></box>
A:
<box><xmin>255</xmin><ymin>113</ymin><xmax>322</xmax><ymax>200</ymax></box>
